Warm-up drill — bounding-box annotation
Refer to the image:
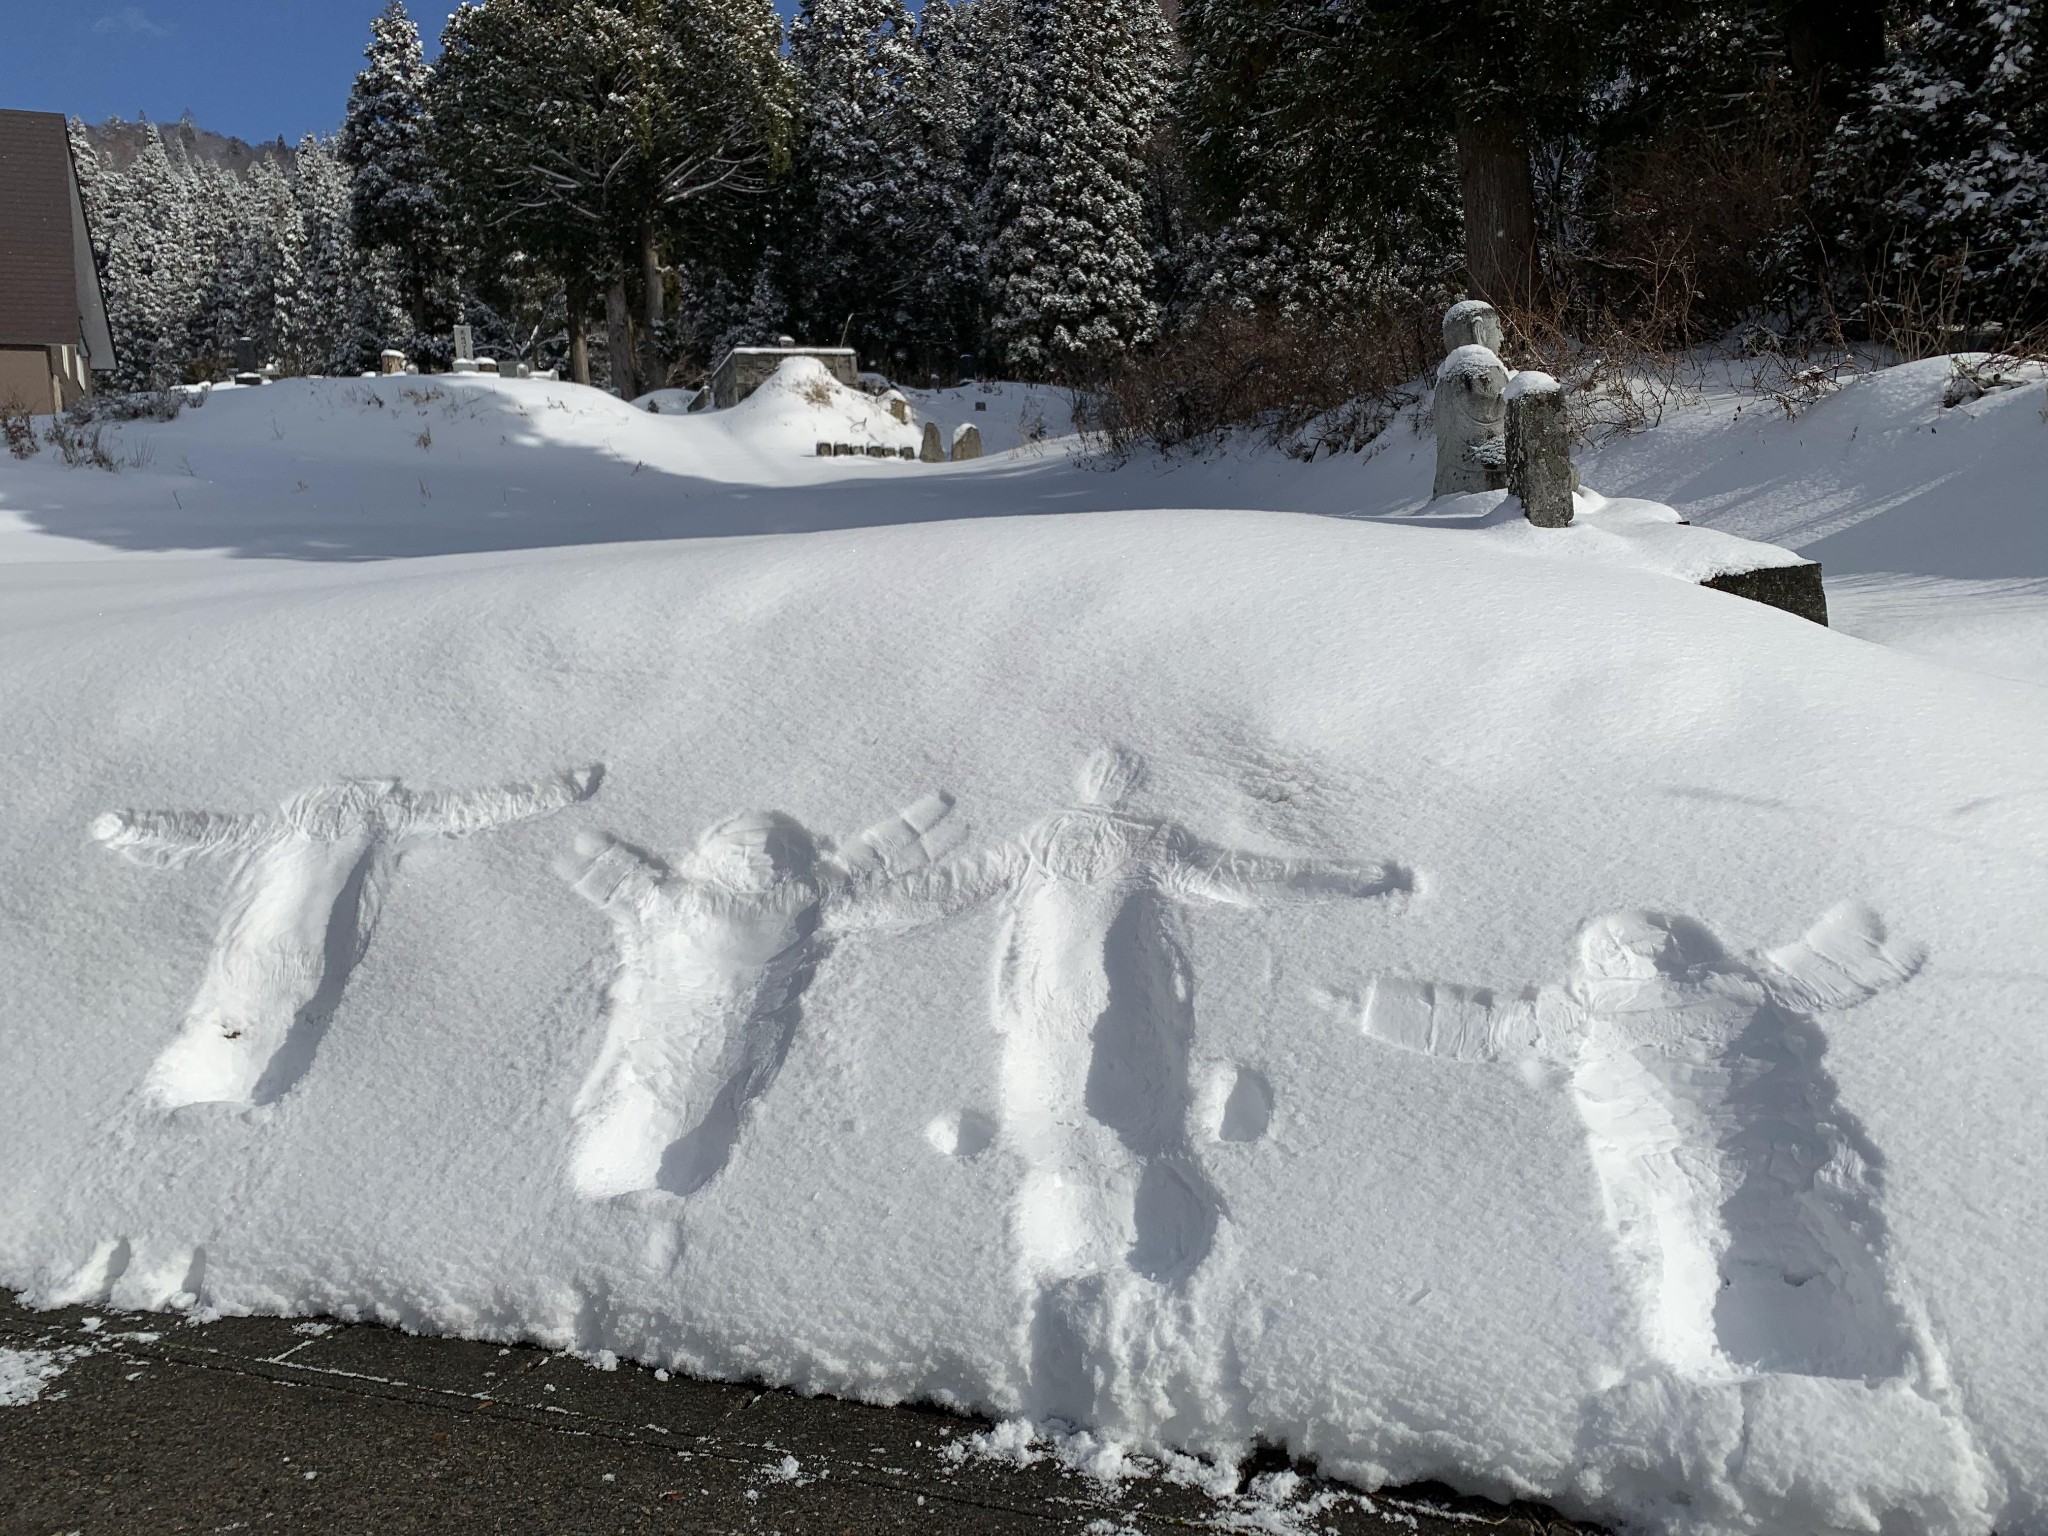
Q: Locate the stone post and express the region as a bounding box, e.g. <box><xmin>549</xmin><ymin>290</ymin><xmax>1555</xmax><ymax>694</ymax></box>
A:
<box><xmin>1505</xmin><ymin>371</ymin><xmax>1574</xmax><ymax>528</ymax></box>
<box><xmin>1441</xmin><ymin>300</ymin><xmax>1504</xmax><ymax>355</ymax></box>
<box><xmin>1433</xmin><ymin>344</ymin><xmax>1510</xmax><ymax>497</ymax></box>
<box><xmin>920</xmin><ymin>422</ymin><xmax>945</xmax><ymax>463</ymax></box>
<box><xmin>951</xmin><ymin>424</ymin><xmax>983</xmax><ymax>462</ymax></box>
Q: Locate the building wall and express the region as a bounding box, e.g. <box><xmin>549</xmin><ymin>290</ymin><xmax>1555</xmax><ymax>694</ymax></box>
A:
<box><xmin>0</xmin><ymin>346</ymin><xmax>92</xmax><ymax>415</ymax></box>
<box><xmin>0</xmin><ymin>346</ymin><xmax>59</xmax><ymax>415</ymax></box>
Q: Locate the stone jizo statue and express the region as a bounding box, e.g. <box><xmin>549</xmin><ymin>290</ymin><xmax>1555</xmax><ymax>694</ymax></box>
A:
<box><xmin>1433</xmin><ymin>343</ymin><xmax>1510</xmax><ymax>497</ymax></box>
<box><xmin>1442</xmin><ymin>299</ymin><xmax>1505</xmax><ymax>355</ymax></box>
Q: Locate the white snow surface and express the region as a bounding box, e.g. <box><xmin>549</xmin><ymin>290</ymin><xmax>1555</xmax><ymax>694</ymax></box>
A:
<box><xmin>1</xmin><ymin>359</ymin><xmax>2046</xmax><ymax>1536</ymax></box>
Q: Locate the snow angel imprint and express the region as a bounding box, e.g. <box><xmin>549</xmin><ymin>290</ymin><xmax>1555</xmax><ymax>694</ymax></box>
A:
<box><xmin>95</xmin><ymin>768</ymin><xmax>601</xmax><ymax>1112</ymax></box>
<box><xmin>877</xmin><ymin>747</ymin><xmax>1414</xmax><ymax>1422</ymax></box>
<box><xmin>1361</xmin><ymin>903</ymin><xmax>1924</xmax><ymax>1383</ymax></box>
<box><xmin>558</xmin><ymin>792</ymin><xmax>961</xmax><ymax>1202</ymax></box>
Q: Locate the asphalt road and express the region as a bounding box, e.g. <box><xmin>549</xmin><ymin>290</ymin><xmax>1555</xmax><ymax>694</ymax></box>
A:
<box><xmin>2</xmin><ymin>1294</ymin><xmax>1596</xmax><ymax>1535</ymax></box>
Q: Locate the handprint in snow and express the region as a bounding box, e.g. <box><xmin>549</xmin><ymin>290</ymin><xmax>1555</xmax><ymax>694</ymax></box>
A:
<box><xmin>1360</xmin><ymin>903</ymin><xmax>1923</xmax><ymax>1382</ymax></box>
<box><xmin>558</xmin><ymin>793</ymin><xmax>959</xmax><ymax>1202</ymax></box>
<box><xmin>94</xmin><ymin>768</ymin><xmax>601</xmax><ymax>1111</ymax></box>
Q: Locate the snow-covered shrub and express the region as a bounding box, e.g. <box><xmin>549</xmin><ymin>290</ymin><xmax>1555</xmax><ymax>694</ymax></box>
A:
<box><xmin>1077</xmin><ymin>306</ymin><xmax>1437</xmax><ymax>462</ymax></box>
<box><xmin>45</xmin><ymin>417</ymin><xmax>117</xmax><ymax>472</ymax></box>
<box><xmin>1</xmin><ymin>403</ymin><xmax>35</xmax><ymax>460</ymax></box>
<box><xmin>71</xmin><ymin>389</ymin><xmax>187</xmax><ymax>425</ymax></box>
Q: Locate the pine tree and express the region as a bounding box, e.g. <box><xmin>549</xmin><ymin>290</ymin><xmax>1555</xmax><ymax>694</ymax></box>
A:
<box><xmin>291</xmin><ymin>138</ymin><xmax>372</xmax><ymax>375</ymax></box>
<box><xmin>902</xmin><ymin>0</ymin><xmax>983</xmax><ymax>369</ymax></box>
<box><xmin>1816</xmin><ymin>0</ymin><xmax>2048</xmax><ymax>330</ymax></box>
<box><xmin>339</xmin><ymin>2</ymin><xmax>451</xmax><ymax>347</ymax></box>
<box><xmin>433</xmin><ymin>0</ymin><xmax>794</xmax><ymax>391</ymax></box>
<box><xmin>98</xmin><ymin>124</ymin><xmax>201</xmax><ymax>389</ymax></box>
<box><xmin>982</xmin><ymin>0</ymin><xmax>1174</xmax><ymax>380</ymax></box>
<box><xmin>787</xmin><ymin>0</ymin><xmax>925</xmax><ymax>361</ymax></box>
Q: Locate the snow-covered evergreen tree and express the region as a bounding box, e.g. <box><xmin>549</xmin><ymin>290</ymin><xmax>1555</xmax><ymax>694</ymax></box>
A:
<box><xmin>902</xmin><ymin>0</ymin><xmax>984</xmax><ymax>367</ymax></box>
<box><xmin>97</xmin><ymin>125</ymin><xmax>201</xmax><ymax>390</ymax></box>
<box><xmin>433</xmin><ymin>0</ymin><xmax>793</xmax><ymax>391</ymax></box>
<box><xmin>290</xmin><ymin>138</ymin><xmax>375</xmax><ymax>375</ymax></box>
<box><xmin>787</xmin><ymin>0</ymin><xmax>926</xmax><ymax>358</ymax></box>
<box><xmin>339</xmin><ymin>1</ymin><xmax>451</xmax><ymax>345</ymax></box>
<box><xmin>1816</xmin><ymin>0</ymin><xmax>2048</xmax><ymax>329</ymax></box>
<box><xmin>981</xmin><ymin>0</ymin><xmax>1175</xmax><ymax>379</ymax></box>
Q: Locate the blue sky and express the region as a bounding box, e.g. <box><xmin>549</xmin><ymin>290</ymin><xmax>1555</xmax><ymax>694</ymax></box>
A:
<box><xmin>2</xmin><ymin>1</ymin><xmax>803</xmax><ymax>147</ymax></box>
<box><xmin>1</xmin><ymin>4</ymin><xmax>463</xmax><ymax>144</ymax></box>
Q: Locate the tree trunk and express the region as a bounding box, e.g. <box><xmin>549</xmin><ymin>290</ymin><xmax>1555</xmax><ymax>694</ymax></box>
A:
<box><xmin>568</xmin><ymin>285</ymin><xmax>592</xmax><ymax>387</ymax></box>
<box><xmin>638</xmin><ymin>218</ymin><xmax>666</xmax><ymax>392</ymax></box>
<box><xmin>605</xmin><ymin>278</ymin><xmax>637</xmax><ymax>399</ymax></box>
<box><xmin>1455</xmin><ymin>109</ymin><xmax>1539</xmax><ymax>312</ymax></box>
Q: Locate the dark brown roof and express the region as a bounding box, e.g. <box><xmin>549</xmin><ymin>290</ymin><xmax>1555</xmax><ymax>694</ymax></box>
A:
<box><xmin>0</xmin><ymin>110</ymin><xmax>90</xmax><ymax>349</ymax></box>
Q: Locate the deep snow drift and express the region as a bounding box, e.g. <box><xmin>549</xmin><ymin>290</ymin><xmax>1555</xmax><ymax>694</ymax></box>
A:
<box><xmin>1</xmin><ymin>362</ymin><xmax>2045</xmax><ymax>1536</ymax></box>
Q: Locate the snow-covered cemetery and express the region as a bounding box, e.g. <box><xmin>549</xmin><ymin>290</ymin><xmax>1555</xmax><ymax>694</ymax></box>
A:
<box><xmin>1</xmin><ymin>0</ymin><xmax>2045</xmax><ymax>1531</ymax></box>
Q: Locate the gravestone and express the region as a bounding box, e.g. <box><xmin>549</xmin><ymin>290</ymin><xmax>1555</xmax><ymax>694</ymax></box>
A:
<box><xmin>817</xmin><ymin>442</ymin><xmax>833</xmax><ymax>457</ymax></box>
<box><xmin>952</xmin><ymin>423</ymin><xmax>983</xmax><ymax>462</ymax></box>
<box><xmin>477</xmin><ymin>357</ymin><xmax>500</xmax><ymax>375</ymax></box>
<box><xmin>452</xmin><ymin>324</ymin><xmax>475</xmax><ymax>363</ymax></box>
<box><xmin>379</xmin><ymin>349</ymin><xmax>407</xmax><ymax>377</ymax></box>
<box><xmin>1433</xmin><ymin>344</ymin><xmax>1511</xmax><ymax>496</ymax></box>
<box><xmin>959</xmin><ymin>353</ymin><xmax>976</xmax><ymax>383</ymax></box>
<box><xmin>898</xmin><ymin>446</ymin><xmax>916</xmax><ymax>461</ymax></box>
<box><xmin>1505</xmin><ymin>371</ymin><xmax>1574</xmax><ymax>527</ymax></box>
<box><xmin>920</xmin><ymin>422</ymin><xmax>945</xmax><ymax>463</ymax></box>
<box><xmin>1442</xmin><ymin>300</ymin><xmax>1505</xmax><ymax>354</ymax></box>
<box><xmin>1704</xmin><ymin>564</ymin><xmax>1831</xmax><ymax>626</ymax></box>
<box><xmin>865</xmin><ymin>445</ymin><xmax>890</xmax><ymax>459</ymax></box>
<box><xmin>232</xmin><ymin>336</ymin><xmax>259</xmax><ymax>373</ymax></box>
<box><xmin>882</xmin><ymin>390</ymin><xmax>912</xmax><ymax>424</ymax></box>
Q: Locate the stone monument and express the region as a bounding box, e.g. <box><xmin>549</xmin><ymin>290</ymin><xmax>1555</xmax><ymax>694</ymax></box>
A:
<box><xmin>920</xmin><ymin>422</ymin><xmax>945</xmax><ymax>463</ymax></box>
<box><xmin>1433</xmin><ymin>344</ymin><xmax>1510</xmax><ymax>496</ymax></box>
<box><xmin>1441</xmin><ymin>300</ymin><xmax>1505</xmax><ymax>354</ymax></box>
<box><xmin>1505</xmin><ymin>371</ymin><xmax>1574</xmax><ymax>527</ymax></box>
<box><xmin>952</xmin><ymin>423</ymin><xmax>983</xmax><ymax>462</ymax></box>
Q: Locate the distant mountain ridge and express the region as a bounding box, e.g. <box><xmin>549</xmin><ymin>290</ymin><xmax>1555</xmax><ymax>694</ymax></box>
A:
<box><xmin>80</xmin><ymin>116</ymin><xmax>302</xmax><ymax>178</ymax></box>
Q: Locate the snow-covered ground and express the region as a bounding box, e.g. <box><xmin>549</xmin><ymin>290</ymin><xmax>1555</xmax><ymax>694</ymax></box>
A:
<box><xmin>1</xmin><ymin>357</ymin><xmax>2044</xmax><ymax>1536</ymax></box>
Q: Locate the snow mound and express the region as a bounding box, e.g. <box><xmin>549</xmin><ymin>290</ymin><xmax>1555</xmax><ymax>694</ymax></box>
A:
<box><xmin>1587</xmin><ymin>354</ymin><xmax>2048</xmax><ymax>582</ymax></box>
<box><xmin>719</xmin><ymin>356</ymin><xmax>920</xmax><ymax>456</ymax></box>
<box><xmin>2</xmin><ymin>505</ymin><xmax>2044</xmax><ymax>1536</ymax></box>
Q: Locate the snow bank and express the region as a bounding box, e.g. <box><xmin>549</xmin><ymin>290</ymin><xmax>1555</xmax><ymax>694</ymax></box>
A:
<box><xmin>2</xmin><ymin>491</ymin><xmax>2045</xmax><ymax>1535</ymax></box>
